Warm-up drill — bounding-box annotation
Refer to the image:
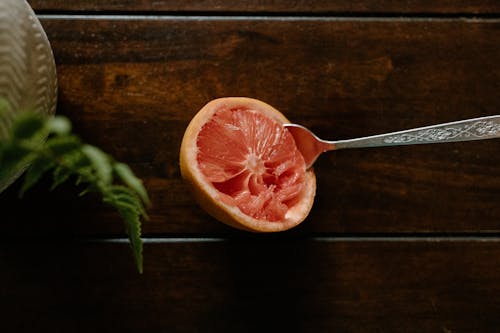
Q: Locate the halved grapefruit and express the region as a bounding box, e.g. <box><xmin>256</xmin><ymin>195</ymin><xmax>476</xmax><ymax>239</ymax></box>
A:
<box><xmin>180</xmin><ymin>97</ymin><xmax>316</xmax><ymax>232</ymax></box>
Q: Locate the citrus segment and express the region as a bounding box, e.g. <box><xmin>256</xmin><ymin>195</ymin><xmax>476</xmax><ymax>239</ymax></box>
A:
<box><xmin>180</xmin><ymin>97</ymin><xmax>316</xmax><ymax>232</ymax></box>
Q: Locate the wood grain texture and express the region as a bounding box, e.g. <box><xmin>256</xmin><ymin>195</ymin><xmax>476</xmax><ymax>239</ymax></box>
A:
<box><xmin>1</xmin><ymin>17</ymin><xmax>499</xmax><ymax>236</ymax></box>
<box><xmin>28</xmin><ymin>0</ymin><xmax>500</xmax><ymax>14</ymax></box>
<box><xmin>1</xmin><ymin>6</ymin><xmax>499</xmax><ymax>332</ymax></box>
<box><xmin>1</xmin><ymin>239</ymin><xmax>500</xmax><ymax>332</ymax></box>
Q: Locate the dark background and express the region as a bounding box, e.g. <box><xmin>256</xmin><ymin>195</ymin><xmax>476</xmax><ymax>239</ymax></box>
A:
<box><xmin>1</xmin><ymin>1</ymin><xmax>499</xmax><ymax>331</ymax></box>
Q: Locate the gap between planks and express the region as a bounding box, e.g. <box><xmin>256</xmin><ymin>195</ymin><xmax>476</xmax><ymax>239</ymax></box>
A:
<box><xmin>37</xmin><ymin>14</ymin><xmax>500</xmax><ymax>22</ymax></box>
<box><xmin>84</xmin><ymin>236</ymin><xmax>500</xmax><ymax>244</ymax></box>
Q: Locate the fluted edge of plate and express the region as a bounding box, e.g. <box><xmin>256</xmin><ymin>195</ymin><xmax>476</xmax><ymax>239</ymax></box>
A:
<box><xmin>0</xmin><ymin>0</ymin><xmax>58</xmax><ymax>192</ymax></box>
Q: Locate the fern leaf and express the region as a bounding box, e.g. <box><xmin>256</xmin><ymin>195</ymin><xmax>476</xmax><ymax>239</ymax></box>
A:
<box><xmin>45</xmin><ymin>135</ymin><xmax>82</xmax><ymax>155</ymax></box>
<box><xmin>118</xmin><ymin>206</ymin><xmax>143</xmax><ymax>274</ymax></box>
<box><xmin>82</xmin><ymin>145</ymin><xmax>112</xmax><ymax>185</ymax></box>
<box><xmin>105</xmin><ymin>185</ymin><xmax>148</xmax><ymax>219</ymax></box>
<box><xmin>51</xmin><ymin>165</ymin><xmax>72</xmax><ymax>190</ymax></box>
<box><xmin>103</xmin><ymin>185</ymin><xmax>145</xmax><ymax>273</ymax></box>
<box><xmin>114</xmin><ymin>163</ymin><xmax>150</xmax><ymax>206</ymax></box>
<box><xmin>47</xmin><ymin>116</ymin><xmax>71</xmax><ymax>135</ymax></box>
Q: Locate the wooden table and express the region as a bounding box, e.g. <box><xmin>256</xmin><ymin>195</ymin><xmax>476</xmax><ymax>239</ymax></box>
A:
<box><xmin>1</xmin><ymin>1</ymin><xmax>500</xmax><ymax>331</ymax></box>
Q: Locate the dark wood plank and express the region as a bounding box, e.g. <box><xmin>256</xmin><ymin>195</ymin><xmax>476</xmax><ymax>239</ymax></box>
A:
<box><xmin>1</xmin><ymin>17</ymin><xmax>499</xmax><ymax>235</ymax></box>
<box><xmin>1</xmin><ymin>238</ymin><xmax>499</xmax><ymax>332</ymax></box>
<box><xmin>28</xmin><ymin>0</ymin><xmax>500</xmax><ymax>14</ymax></box>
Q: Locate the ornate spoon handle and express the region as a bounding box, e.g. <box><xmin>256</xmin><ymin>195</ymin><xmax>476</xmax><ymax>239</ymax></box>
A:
<box><xmin>333</xmin><ymin>115</ymin><xmax>500</xmax><ymax>149</ymax></box>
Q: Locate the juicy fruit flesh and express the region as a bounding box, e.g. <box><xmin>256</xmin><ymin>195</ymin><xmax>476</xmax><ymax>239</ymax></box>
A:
<box><xmin>196</xmin><ymin>107</ymin><xmax>307</xmax><ymax>222</ymax></box>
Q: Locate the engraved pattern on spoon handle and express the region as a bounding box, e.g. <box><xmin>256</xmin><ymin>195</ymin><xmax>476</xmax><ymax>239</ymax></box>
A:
<box><xmin>332</xmin><ymin>115</ymin><xmax>500</xmax><ymax>149</ymax></box>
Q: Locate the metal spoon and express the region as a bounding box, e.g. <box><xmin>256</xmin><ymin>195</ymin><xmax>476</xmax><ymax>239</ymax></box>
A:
<box><xmin>284</xmin><ymin>115</ymin><xmax>500</xmax><ymax>169</ymax></box>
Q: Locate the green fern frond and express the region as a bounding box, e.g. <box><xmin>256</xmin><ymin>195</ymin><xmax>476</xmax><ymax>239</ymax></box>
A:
<box><xmin>114</xmin><ymin>163</ymin><xmax>150</xmax><ymax>207</ymax></box>
<box><xmin>0</xmin><ymin>106</ymin><xmax>149</xmax><ymax>273</ymax></box>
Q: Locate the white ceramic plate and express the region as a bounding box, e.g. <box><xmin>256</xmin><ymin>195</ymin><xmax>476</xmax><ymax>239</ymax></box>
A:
<box><xmin>0</xmin><ymin>0</ymin><xmax>57</xmax><ymax>192</ymax></box>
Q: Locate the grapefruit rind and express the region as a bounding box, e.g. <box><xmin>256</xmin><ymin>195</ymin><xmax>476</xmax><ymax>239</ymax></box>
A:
<box><xmin>180</xmin><ymin>97</ymin><xmax>316</xmax><ymax>232</ymax></box>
